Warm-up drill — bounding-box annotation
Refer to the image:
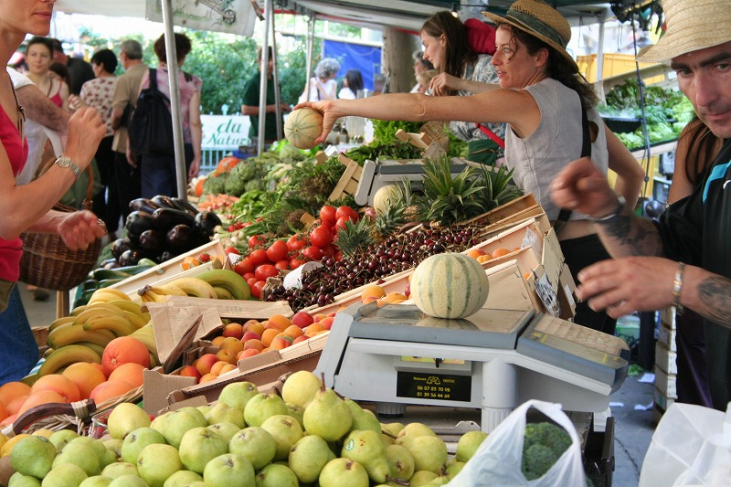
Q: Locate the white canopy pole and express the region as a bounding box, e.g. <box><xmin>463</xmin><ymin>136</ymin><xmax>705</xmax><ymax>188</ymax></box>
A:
<box><xmin>257</xmin><ymin>0</ymin><xmax>272</xmax><ymax>156</ymax></box>
<box><xmin>160</xmin><ymin>0</ymin><xmax>188</xmax><ymax>200</ymax></box>
<box><xmin>270</xmin><ymin>8</ymin><xmax>283</xmax><ymax>141</ymax></box>
<box><xmin>305</xmin><ymin>15</ymin><xmax>315</xmax><ymax>101</ymax></box>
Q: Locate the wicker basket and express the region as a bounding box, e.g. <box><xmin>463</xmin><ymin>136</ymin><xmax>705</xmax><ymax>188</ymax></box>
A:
<box><xmin>19</xmin><ymin>165</ymin><xmax>102</xmax><ymax>291</ymax></box>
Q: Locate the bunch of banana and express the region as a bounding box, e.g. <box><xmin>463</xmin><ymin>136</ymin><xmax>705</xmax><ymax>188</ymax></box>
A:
<box><xmin>129</xmin><ymin>323</ymin><xmax>159</xmax><ymax>366</ymax></box>
<box><xmin>86</xmin><ymin>287</ymin><xmax>133</xmax><ymax>305</ymax></box>
<box><xmin>136</xmin><ymin>283</ymin><xmax>191</xmax><ymax>303</ymax></box>
<box><xmin>165</xmin><ymin>277</ymin><xmax>218</xmax><ymax>299</ymax></box>
<box><xmin>195</xmin><ymin>269</ymin><xmax>251</xmax><ymax>300</ymax></box>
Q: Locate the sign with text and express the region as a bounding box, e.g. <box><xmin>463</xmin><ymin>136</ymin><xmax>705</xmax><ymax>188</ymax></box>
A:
<box><xmin>201</xmin><ymin>115</ymin><xmax>251</xmax><ymax>149</ymax></box>
<box><xmin>146</xmin><ymin>0</ymin><xmax>256</xmax><ymax>37</ymax></box>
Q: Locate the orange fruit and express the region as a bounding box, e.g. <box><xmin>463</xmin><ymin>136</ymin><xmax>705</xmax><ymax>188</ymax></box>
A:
<box><xmin>237</xmin><ymin>349</ymin><xmax>260</xmax><ymax>360</ymax></box>
<box><xmin>0</xmin><ymin>382</ymin><xmax>31</xmax><ymax>407</ymax></box>
<box><xmin>491</xmin><ymin>248</ymin><xmax>512</xmax><ymax>258</ymax></box>
<box><xmin>361</xmin><ymin>284</ymin><xmax>386</xmax><ymax>303</ymax></box>
<box><xmin>261</xmin><ymin>328</ymin><xmax>279</xmax><ymax>347</ymax></box>
<box><xmin>266</xmin><ymin>315</ymin><xmax>292</xmax><ymax>331</ymax></box>
<box><xmin>31</xmin><ymin>374</ymin><xmax>81</xmax><ymax>403</ymax></box>
<box><xmin>243</xmin><ymin>339</ymin><xmax>265</xmax><ymax>352</ymax></box>
<box><xmin>383</xmin><ymin>292</ymin><xmax>408</xmax><ymax>304</ymax></box>
<box><xmin>220</xmin><ymin>337</ymin><xmax>245</xmax><ymax>354</ymax></box>
<box><xmin>216</xmin><ymin>348</ymin><xmax>238</xmax><ymax>365</ymax></box>
<box><xmin>211</xmin><ymin>336</ymin><xmax>226</xmax><ymax>347</ymax></box>
<box><xmin>108</xmin><ymin>362</ymin><xmax>146</xmax><ymax>388</ymax></box>
<box><xmin>5</xmin><ymin>395</ymin><xmax>29</xmax><ymax>415</ymax></box>
<box><xmin>244</xmin><ymin>321</ymin><xmax>265</xmax><ymax>337</ymax></box>
<box><xmin>304</xmin><ymin>322</ymin><xmax>326</xmax><ymax>337</ymax></box>
<box><xmin>283</xmin><ymin>325</ymin><xmax>304</xmax><ymax>339</ymax></box>
<box><xmin>18</xmin><ymin>390</ymin><xmax>67</xmax><ymax>415</ymax></box>
<box><xmin>270</xmin><ymin>335</ymin><xmax>293</xmax><ymax>350</ymax></box>
<box><xmin>102</xmin><ymin>336</ymin><xmax>151</xmax><ymax>377</ymax></box>
<box><xmin>210</xmin><ymin>361</ymin><xmax>230</xmax><ymax>376</ymax></box>
<box><xmin>62</xmin><ymin>362</ymin><xmax>107</xmax><ymax>400</ymax></box>
<box><xmin>476</xmin><ymin>254</ymin><xmax>492</xmax><ymax>264</ymax></box>
<box><xmin>0</xmin><ymin>402</ymin><xmax>9</xmax><ymax>424</ymax></box>
<box><xmin>466</xmin><ymin>249</ymin><xmax>486</xmax><ymax>260</ymax></box>
<box><xmin>199</xmin><ymin>373</ymin><xmax>218</xmax><ymax>385</ymax></box>
<box><xmin>89</xmin><ymin>380</ymin><xmax>135</xmax><ymax>405</ymax></box>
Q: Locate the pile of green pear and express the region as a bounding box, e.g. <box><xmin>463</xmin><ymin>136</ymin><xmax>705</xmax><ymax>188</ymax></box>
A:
<box><xmin>7</xmin><ymin>371</ymin><xmax>489</xmax><ymax>487</ymax></box>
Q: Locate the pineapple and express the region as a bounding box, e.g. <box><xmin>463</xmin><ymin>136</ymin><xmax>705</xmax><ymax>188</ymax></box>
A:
<box><xmin>477</xmin><ymin>164</ymin><xmax>524</xmax><ymax>211</ymax></box>
<box><xmin>420</xmin><ymin>156</ymin><xmax>485</xmax><ymax>226</ymax></box>
<box><xmin>336</xmin><ymin>218</ymin><xmax>374</xmax><ymax>258</ymax></box>
<box><xmin>373</xmin><ymin>179</ymin><xmax>421</xmax><ymax>238</ymax></box>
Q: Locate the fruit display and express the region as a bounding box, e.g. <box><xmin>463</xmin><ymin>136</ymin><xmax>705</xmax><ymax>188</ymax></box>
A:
<box><xmin>110</xmin><ymin>196</ymin><xmax>222</xmax><ymax>268</ymax></box>
<box><xmin>2</xmin><ymin>373</ymin><xmax>494</xmax><ymax>486</ymax></box>
<box><xmin>134</xmin><ymin>269</ymin><xmax>251</xmax><ymax>304</ymax></box>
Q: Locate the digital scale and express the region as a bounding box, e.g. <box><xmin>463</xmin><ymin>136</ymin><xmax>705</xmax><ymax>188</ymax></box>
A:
<box><xmin>315</xmin><ymin>303</ymin><xmax>629</xmax><ymax>432</ymax></box>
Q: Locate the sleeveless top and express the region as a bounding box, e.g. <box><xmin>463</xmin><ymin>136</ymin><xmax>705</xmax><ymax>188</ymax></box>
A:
<box><xmin>48</xmin><ymin>80</ymin><xmax>63</xmax><ymax>108</ymax></box>
<box><xmin>504</xmin><ymin>78</ymin><xmax>608</xmax><ymax>221</ymax></box>
<box><xmin>0</xmin><ymin>101</ymin><xmax>28</xmax><ymax>282</ymax></box>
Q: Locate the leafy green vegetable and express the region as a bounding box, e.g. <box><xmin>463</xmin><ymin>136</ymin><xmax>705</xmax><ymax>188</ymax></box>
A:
<box><xmin>371</xmin><ymin>119</ymin><xmax>422</xmax><ymax>142</ymax></box>
<box><xmin>522</xmin><ymin>422</ymin><xmax>573</xmax><ymax>481</ymax></box>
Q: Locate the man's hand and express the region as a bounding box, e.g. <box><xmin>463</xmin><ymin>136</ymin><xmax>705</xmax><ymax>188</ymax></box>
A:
<box><xmin>280</xmin><ymin>103</ymin><xmax>292</xmax><ymax>113</ymax></box>
<box><xmin>550</xmin><ymin>157</ymin><xmax>620</xmax><ymax>218</ymax></box>
<box><xmin>576</xmin><ymin>257</ymin><xmax>678</xmax><ymax>318</ymax></box>
<box><xmin>57</xmin><ymin>211</ymin><xmax>107</xmax><ymax>251</ymax></box>
<box><xmin>189</xmin><ymin>158</ymin><xmax>201</xmax><ymax>180</ymax></box>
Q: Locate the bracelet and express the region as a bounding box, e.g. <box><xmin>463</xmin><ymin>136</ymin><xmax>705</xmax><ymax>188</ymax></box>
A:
<box><xmin>591</xmin><ymin>195</ymin><xmax>627</xmax><ymax>223</ymax></box>
<box><xmin>673</xmin><ymin>262</ymin><xmax>686</xmax><ymax>314</ymax></box>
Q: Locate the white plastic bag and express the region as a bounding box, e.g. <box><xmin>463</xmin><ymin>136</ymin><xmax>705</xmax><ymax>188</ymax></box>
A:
<box><xmin>447</xmin><ymin>399</ymin><xmax>587</xmax><ymax>487</ymax></box>
<box><xmin>639</xmin><ymin>402</ymin><xmax>731</xmax><ymax>487</ymax></box>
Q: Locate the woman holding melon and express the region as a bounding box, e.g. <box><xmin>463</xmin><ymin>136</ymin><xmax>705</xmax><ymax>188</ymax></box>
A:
<box><xmin>0</xmin><ymin>0</ymin><xmax>107</xmax><ymax>383</ymax></box>
<box><xmin>296</xmin><ymin>0</ymin><xmax>644</xmax><ymax>334</ymax></box>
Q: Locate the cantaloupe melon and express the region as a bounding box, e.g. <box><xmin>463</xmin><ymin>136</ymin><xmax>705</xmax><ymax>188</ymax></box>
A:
<box><xmin>410</xmin><ymin>253</ymin><xmax>489</xmax><ymax>319</ymax></box>
<box><xmin>373</xmin><ymin>184</ymin><xmax>401</xmax><ymax>215</ymax></box>
<box><xmin>284</xmin><ymin>108</ymin><xmax>323</xmax><ymax>149</ymax></box>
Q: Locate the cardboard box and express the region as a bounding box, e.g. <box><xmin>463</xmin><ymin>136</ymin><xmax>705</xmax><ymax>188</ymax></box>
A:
<box><xmin>657</xmin><ymin>323</ymin><xmax>677</xmax><ymax>352</ymax></box>
<box><xmin>654</xmin><ymin>365</ymin><xmax>677</xmax><ymax>399</ymax></box>
<box><xmin>655</xmin><ymin>341</ymin><xmax>678</xmax><ymax>376</ymax></box>
<box><xmin>143</xmin><ymin>367</ymin><xmax>197</xmax><ymax>415</ymax></box>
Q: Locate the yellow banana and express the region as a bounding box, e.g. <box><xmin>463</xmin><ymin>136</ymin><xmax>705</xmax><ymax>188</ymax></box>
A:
<box><xmin>73</xmin><ymin>307</ymin><xmax>124</xmax><ymax>326</ymax></box>
<box><xmin>76</xmin><ymin>342</ymin><xmax>105</xmax><ymax>357</ymax></box>
<box><xmin>48</xmin><ymin>316</ymin><xmax>76</xmax><ymax>333</ymax></box>
<box><xmin>38</xmin><ymin>344</ymin><xmax>102</xmax><ymax>376</ymax></box>
<box><xmin>47</xmin><ymin>324</ymin><xmax>116</xmax><ymax>349</ymax></box>
<box><xmin>123</xmin><ymin>311</ymin><xmax>148</xmax><ymax>329</ymax></box>
<box><xmin>82</xmin><ymin>315</ymin><xmax>136</xmax><ymax>337</ymax></box>
<box><xmin>167</xmin><ymin>277</ymin><xmax>217</xmax><ymax>299</ymax></box>
<box><xmin>71</xmin><ymin>305</ymin><xmax>88</xmax><ymax>316</ymax></box>
<box><xmin>88</xmin><ymin>288</ymin><xmax>131</xmax><ymax>304</ymax></box>
<box><xmin>213</xmin><ymin>286</ymin><xmax>234</xmax><ymax>300</ymax></box>
<box><xmin>137</xmin><ymin>285</ymin><xmax>169</xmax><ymax>304</ymax></box>
<box><xmin>158</xmin><ymin>284</ymin><xmax>187</xmax><ymax>297</ymax></box>
<box><xmin>195</xmin><ymin>269</ymin><xmax>251</xmax><ymax>300</ymax></box>
<box><xmin>130</xmin><ymin>326</ymin><xmax>158</xmax><ymax>356</ymax></box>
<box><xmin>108</xmin><ymin>300</ymin><xmax>145</xmax><ymax>317</ymax></box>
<box><xmin>149</xmin><ymin>352</ymin><xmax>160</xmax><ymax>368</ymax></box>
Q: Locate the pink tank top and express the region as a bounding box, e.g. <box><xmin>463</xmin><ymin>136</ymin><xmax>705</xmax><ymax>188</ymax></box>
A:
<box><xmin>0</xmin><ymin>102</ymin><xmax>28</xmax><ymax>282</ymax></box>
<box><xmin>48</xmin><ymin>81</ymin><xmax>62</xmax><ymax>107</ymax></box>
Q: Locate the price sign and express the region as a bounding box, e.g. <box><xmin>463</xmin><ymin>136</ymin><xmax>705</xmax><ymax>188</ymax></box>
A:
<box><xmin>396</xmin><ymin>372</ymin><xmax>471</xmax><ymax>402</ymax></box>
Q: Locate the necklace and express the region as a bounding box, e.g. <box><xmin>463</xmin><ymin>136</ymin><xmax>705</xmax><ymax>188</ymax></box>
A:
<box><xmin>6</xmin><ymin>73</ymin><xmax>25</xmax><ymax>142</ymax></box>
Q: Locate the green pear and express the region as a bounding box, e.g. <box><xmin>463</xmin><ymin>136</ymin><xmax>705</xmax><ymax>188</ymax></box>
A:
<box><xmin>303</xmin><ymin>386</ymin><xmax>352</xmax><ymax>442</ymax></box>
<box><xmin>52</xmin><ymin>440</ymin><xmax>101</xmax><ymax>476</ymax></box>
<box><xmin>41</xmin><ymin>464</ymin><xmax>88</xmax><ymax>487</ymax></box>
<box><xmin>107</xmin><ymin>475</ymin><xmax>147</xmax><ymax>487</ymax></box>
<box><xmin>285</xmin><ymin>403</ymin><xmax>304</xmax><ymax>428</ymax></box>
<box><xmin>422</xmin><ymin>474</ymin><xmax>450</xmax><ymax>485</ymax></box>
<box><xmin>228</xmin><ymin>426</ymin><xmax>277</xmax><ymax>470</ymax></box>
<box><xmin>205</xmin><ymin>403</ymin><xmax>244</xmax><ymax>428</ymax></box>
<box><xmin>344</xmin><ymin>399</ymin><xmax>381</xmax><ymax>433</ymax></box>
<box><xmin>71</xmin><ymin>437</ymin><xmax>107</xmax><ymax>460</ymax></box>
<box><xmin>397</xmin><ymin>423</ymin><xmax>436</xmax><ymax>439</ymax></box>
<box><xmin>404</xmin><ymin>436</ymin><xmax>447</xmax><ymax>474</ymax></box>
<box><xmin>385</xmin><ymin>444</ymin><xmax>415</xmax><ymax>481</ymax></box>
<box><xmin>98</xmin><ymin>449</ymin><xmax>117</xmax><ymax>471</ymax></box>
<box><xmin>11</xmin><ymin>435</ymin><xmax>57</xmax><ymax>479</ymax></box>
<box><xmin>410</xmin><ymin>470</ymin><xmax>438</xmax><ymax>486</ymax></box>
<box><xmin>202</xmin><ymin>453</ymin><xmax>255</xmax><ymax>487</ymax></box>
<box><xmin>455</xmin><ymin>430</ymin><xmax>488</xmax><ymax>463</ymax></box>
<box><xmin>206</xmin><ymin>422</ymin><xmax>241</xmax><ymax>444</ymax></box>
<box><xmin>255</xmin><ymin>463</ymin><xmax>298</xmax><ymax>487</ymax></box>
<box><xmin>162</xmin><ymin>470</ymin><xmax>202</xmax><ymax>487</ymax></box>
<box><xmin>121</xmin><ymin>427</ymin><xmax>166</xmax><ymax>465</ymax></box>
<box><xmin>48</xmin><ymin>430</ymin><xmax>80</xmax><ymax>453</ymax></box>
<box><xmin>107</xmin><ymin>403</ymin><xmax>152</xmax><ymax>440</ymax></box>
<box><xmin>136</xmin><ymin>443</ymin><xmax>183</xmax><ymax>487</ymax></box>
<box><xmin>78</xmin><ymin>476</ymin><xmax>112</xmax><ymax>487</ymax></box>
<box><xmin>288</xmin><ymin>434</ymin><xmax>334</xmax><ymax>484</ymax></box>
<box><xmin>381</xmin><ymin>433</ymin><xmax>395</xmax><ymax>448</ymax></box>
<box><xmin>161</xmin><ymin>407</ymin><xmax>208</xmax><ymax>449</ymax></box>
<box><xmin>381</xmin><ymin>422</ymin><xmax>405</xmax><ymax>437</ymax></box>
<box><xmin>318</xmin><ymin>458</ymin><xmax>369</xmax><ymax>487</ymax></box>
<box><xmin>364</xmin><ymin>455</ymin><xmax>392</xmax><ymax>484</ymax></box>
<box><xmin>149</xmin><ymin>412</ymin><xmax>171</xmax><ymax>435</ymax></box>
<box><xmin>243</xmin><ymin>393</ymin><xmax>288</xmax><ymax>427</ymax></box>
<box><xmin>281</xmin><ymin>371</ymin><xmax>322</xmax><ymax>409</ymax></box>
<box><xmin>102</xmin><ymin>439</ymin><xmax>123</xmax><ymax>461</ymax></box>
<box><xmin>341</xmin><ymin>430</ymin><xmax>384</xmax><ymax>465</ymax></box>
<box><xmin>8</xmin><ymin>472</ymin><xmax>42</xmax><ymax>487</ymax></box>
<box><xmin>197</xmin><ymin>405</ymin><xmax>212</xmax><ymax>417</ymax></box>
<box><xmin>260</xmin><ymin>415</ymin><xmax>303</xmax><ymax>461</ymax></box>
<box><xmin>445</xmin><ymin>461</ymin><xmax>465</xmax><ymax>478</ymax></box>
<box><xmin>101</xmin><ymin>462</ymin><xmax>138</xmax><ymax>479</ymax></box>
<box><xmin>178</xmin><ymin>427</ymin><xmax>228</xmax><ymax>474</ymax></box>
<box><xmin>218</xmin><ymin>382</ymin><xmax>258</xmax><ymax>412</ymax></box>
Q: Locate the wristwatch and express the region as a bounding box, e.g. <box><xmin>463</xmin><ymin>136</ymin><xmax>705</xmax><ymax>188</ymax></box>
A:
<box><xmin>591</xmin><ymin>195</ymin><xmax>627</xmax><ymax>223</ymax></box>
<box><xmin>55</xmin><ymin>156</ymin><xmax>80</xmax><ymax>180</ymax></box>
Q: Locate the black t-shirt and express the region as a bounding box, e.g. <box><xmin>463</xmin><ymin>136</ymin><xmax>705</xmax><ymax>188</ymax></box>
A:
<box><xmin>242</xmin><ymin>71</ymin><xmax>280</xmax><ymax>143</ymax></box>
<box><xmin>67</xmin><ymin>57</ymin><xmax>95</xmax><ymax>96</ymax></box>
<box><xmin>657</xmin><ymin>138</ymin><xmax>731</xmax><ymax>409</ymax></box>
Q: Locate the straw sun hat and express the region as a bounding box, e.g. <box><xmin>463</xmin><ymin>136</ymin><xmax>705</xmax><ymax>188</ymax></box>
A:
<box><xmin>637</xmin><ymin>0</ymin><xmax>731</xmax><ymax>63</ymax></box>
<box><xmin>483</xmin><ymin>0</ymin><xmax>577</xmax><ymax>70</ymax></box>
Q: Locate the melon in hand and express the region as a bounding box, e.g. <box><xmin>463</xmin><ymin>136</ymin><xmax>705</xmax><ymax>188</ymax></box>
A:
<box><xmin>284</xmin><ymin>108</ymin><xmax>324</xmax><ymax>149</ymax></box>
<box><xmin>410</xmin><ymin>253</ymin><xmax>489</xmax><ymax>319</ymax></box>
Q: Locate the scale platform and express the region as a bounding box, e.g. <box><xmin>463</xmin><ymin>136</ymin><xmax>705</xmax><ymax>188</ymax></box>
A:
<box><xmin>315</xmin><ymin>303</ymin><xmax>629</xmax><ymax>432</ymax></box>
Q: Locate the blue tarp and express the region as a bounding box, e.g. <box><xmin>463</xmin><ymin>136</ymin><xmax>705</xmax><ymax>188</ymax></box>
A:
<box><xmin>322</xmin><ymin>39</ymin><xmax>382</xmax><ymax>92</ymax></box>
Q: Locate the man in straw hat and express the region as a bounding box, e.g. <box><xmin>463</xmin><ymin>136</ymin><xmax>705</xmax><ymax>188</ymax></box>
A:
<box><xmin>551</xmin><ymin>0</ymin><xmax>731</xmax><ymax>410</ymax></box>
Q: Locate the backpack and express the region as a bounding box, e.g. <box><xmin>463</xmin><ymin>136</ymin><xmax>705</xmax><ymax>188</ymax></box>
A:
<box><xmin>128</xmin><ymin>68</ymin><xmax>192</xmax><ymax>157</ymax></box>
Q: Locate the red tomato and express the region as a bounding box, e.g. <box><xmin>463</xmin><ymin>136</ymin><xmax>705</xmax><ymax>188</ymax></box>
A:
<box><xmin>248</xmin><ymin>249</ymin><xmax>269</xmax><ymax>266</ymax></box>
<box><xmin>233</xmin><ymin>257</ymin><xmax>254</xmax><ymax>276</ymax></box>
<box><xmin>320</xmin><ymin>244</ymin><xmax>336</xmax><ymax>258</ymax></box>
<box><xmin>287</xmin><ymin>234</ymin><xmax>308</xmax><ymax>252</ymax></box>
<box><xmin>336</xmin><ymin>206</ymin><xmax>358</xmax><ymax>222</ymax></box>
<box><xmin>335</xmin><ymin>216</ymin><xmax>350</xmax><ymax>231</ymax></box>
<box><xmin>309</xmin><ymin>226</ymin><xmax>333</xmax><ymax>249</ymax></box>
<box><xmin>255</xmin><ymin>264</ymin><xmax>279</xmax><ymax>281</ymax></box>
<box><xmin>224</xmin><ymin>246</ymin><xmax>240</xmax><ymax>255</ymax></box>
<box><xmin>251</xmin><ymin>280</ymin><xmax>266</xmax><ymax>300</ymax></box>
<box><xmin>290</xmin><ymin>258</ymin><xmax>306</xmax><ymax>269</ymax></box>
<box><xmin>243</xmin><ymin>272</ymin><xmax>255</xmax><ymax>281</ymax></box>
<box><xmin>266</xmin><ymin>240</ymin><xmax>288</xmax><ymax>263</ymax></box>
<box><xmin>320</xmin><ymin>205</ymin><xmax>337</xmax><ymax>225</ymax></box>
<box><xmin>248</xmin><ymin>235</ymin><xmax>266</xmax><ymax>249</ymax></box>
<box><xmin>275</xmin><ymin>260</ymin><xmax>290</xmax><ymax>271</ymax></box>
<box><xmin>246</xmin><ymin>276</ymin><xmax>258</xmax><ymax>290</ymax></box>
<box><xmin>302</xmin><ymin>246</ymin><xmax>322</xmax><ymax>261</ymax></box>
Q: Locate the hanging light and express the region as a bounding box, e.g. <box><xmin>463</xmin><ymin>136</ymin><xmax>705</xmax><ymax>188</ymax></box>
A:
<box><xmin>451</xmin><ymin>3</ymin><xmax>459</xmax><ymax>17</ymax></box>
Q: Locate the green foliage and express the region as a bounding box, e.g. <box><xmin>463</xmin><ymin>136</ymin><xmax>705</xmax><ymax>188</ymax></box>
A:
<box><xmin>371</xmin><ymin>119</ymin><xmax>423</xmax><ymax>142</ymax></box>
<box><xmin>521</xmin><ymin>422</ymin><xmax>572</xmax><ymax>481</ymax></box>
<box><xmin>420</xmin><ymin>157</ymin><xmax>486</xmax><ymax>226</ymax></box>
<box><xmin>476</xmin><ymin>164</ymin><xmax>524</xmax><ymax>211</ymax></box>
<box><xmin>344</xmin><ymin>139</ymin><xmax>423</xmax><ymax>164</ymax></box>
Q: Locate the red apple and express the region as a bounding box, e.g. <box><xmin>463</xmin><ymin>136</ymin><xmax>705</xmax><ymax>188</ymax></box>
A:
<box><xmin>291</xmin><ymin>311</ymin><xmax>315</xmax><ymax>329</ymax></box>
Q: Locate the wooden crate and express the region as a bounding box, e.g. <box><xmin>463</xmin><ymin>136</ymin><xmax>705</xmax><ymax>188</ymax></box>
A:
<box><xmin>328</xmin><ymin>154</ymin><xmax>363</xmax><ymax>201</ymax></box>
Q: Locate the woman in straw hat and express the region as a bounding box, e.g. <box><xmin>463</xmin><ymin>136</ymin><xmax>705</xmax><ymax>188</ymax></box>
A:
<box><xmin>297</xmin><ymin>0</ymin><xmax>644</xmax><ymax>334</ymax></box>
<box><xmin>0</xmin><ymin>0</ymin><xmax>107</xmax><ymax>383</ymax></box>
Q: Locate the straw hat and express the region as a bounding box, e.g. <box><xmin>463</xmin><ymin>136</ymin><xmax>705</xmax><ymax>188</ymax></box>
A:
<box><xmin>483</xmin><ymin>0</ymin><xmax>577</xmax><ymax>70</ymax></box>
<box><xmin>637</xmin><ymin>0</ymin><xmax>731</xmax><ymax>62</ymax></box>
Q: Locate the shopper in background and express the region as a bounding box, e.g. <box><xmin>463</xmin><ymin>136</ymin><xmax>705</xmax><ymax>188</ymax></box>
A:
<box><xmin>110</xmin><ymin>40</ymin><xmax>145</xmax><ymax>221</ymax></box>
<box><xmin>25</xmin><ymin>37</ymin><xmax>69</xmax><ymax>112</ymax></box>
<box><xmin>410</xmin><ymin>50</ymin><xmax>434</xmax><ymax>93</ymax></box>
<box><xmin>241</xmin><ymin>46</ymin><xmax>291</xmax><ymax>145</ymax></box>
<box><xmin>550</xmin><ymin>0</ymin><xmax>731</xmax><ymax>410</ymax></box>
<box><xmin>415</xmin><ymin>69</ymin><xmax>438</xmax><ymax>95</ymax></box>
<box><xmin>297</xmin><ymin>0</ymin><xmax>644</xmax><ymax>335</ymax></box>
<box><xmin>73</xmin><ymin>49</ymin><xmax>120</xmax><ymax>235</ymax></box>
<box><xmin>0</xmin><ymin>0</ymin><xmax>107</xmax><ymax>383</ymax></box>
<box><xmin>419</xmin><ymin>11</ymin><xmax>503</xmax><ymax>164</ymax></box>
<box><xmin>338</xmin><ymin>69</ymin><xmax>364</xmax><ymax>100</ymax></box>
<box><xmin>299</xmin><ymin>58</ymin><xmax>340</xmax><ymax>103</ymax></box>
<box><xmin>137</xmin><ymin>33</ymin><xmax>202</xmax><ymax>198</ymax></box>
<box><xmin>51</xmin><ymin>38</ymin><xmax>95</xmax><ymax>96</ymax></box>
